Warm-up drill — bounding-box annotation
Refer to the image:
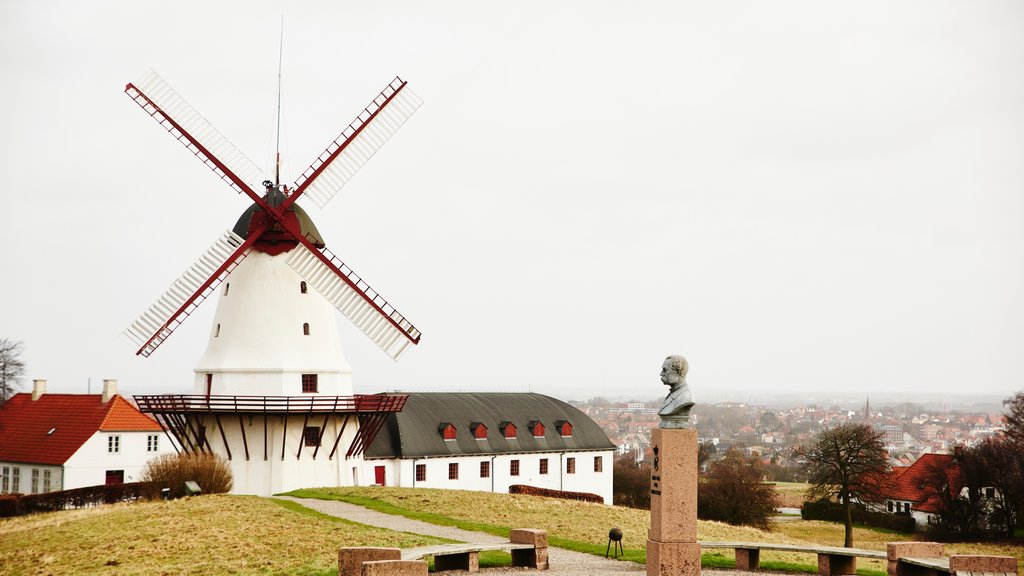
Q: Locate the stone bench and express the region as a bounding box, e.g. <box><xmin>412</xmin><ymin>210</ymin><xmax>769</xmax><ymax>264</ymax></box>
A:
<box><xmin>699</xmin><ymin>541</ymin><xmax>887</xmax><ymax>576</ymax></box>
<box><xmin>339</xmin><ymin>529</ymin><xmax>548</xmax><ymax>576</ymax></box>
<box><xmin>888</xmin><ymin>542</ymin><xmax>1018</xmax><ymax>576</ymax></box>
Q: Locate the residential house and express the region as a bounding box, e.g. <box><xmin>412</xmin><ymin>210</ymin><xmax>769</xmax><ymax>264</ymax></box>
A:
<box><xmin>0</xmin><ymin>380</ymin><xmax>173</xmax><ymax>494</ymax></box>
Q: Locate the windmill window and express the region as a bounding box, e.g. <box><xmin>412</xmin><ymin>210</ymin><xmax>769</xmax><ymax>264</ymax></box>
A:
<box><xmin>215</xmin><ymin>324</ymin><xmax>221</xmax><ymax>337</ymax></box>
<box><xmin>108</xmin><ymin>435</ymin><xmax>120</xmax><ymax>454</ymax></box>
<box><xmin>303</xmin><ymin>323</ymin><xmax>310</xmax><ymax>336</ymax></box>
<box><xmin>223</xmin><ymin>283</ymin><xmax>230</xmax><ymax>296</ymax></box>
<box><xmin>303</xmin><ymin>426</ymin><xmax>321</xmax><ymax>447</ymax></box>
<box><xmin>300</xmin><ymin>281</ymin><xmax>308</xmax><ymax>294</ymax></box>
<box><xmin>301</xmin><ymin>374</ymin><xmax>318</xmax><ymax>393</ymax></box>
<box><xmin>147</xmin><ymin>434</ymin><xmax>159</xmax><ymax>452</ymax></box>
<box><xmin>197</xmin><ymin>426</ymin><xmax>207</xmax><ymax>448</ymax></box>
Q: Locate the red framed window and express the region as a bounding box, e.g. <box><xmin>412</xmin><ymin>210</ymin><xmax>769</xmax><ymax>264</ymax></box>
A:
<box><xmin>105</xmin><ymin>470</ymin><xmax>124</xmax><ymax>485</ymax></box>
<box><xmin>539</xmin><ymin>458</ymin><xmax>548</xmax><ymax>475</ymax></box>
<box><xmin>480</xmin><ymin>461</ymin><xmax>490</xmax><ymax>478</ymax></box>
<box><xmin>502</xmin><ymin>422</ymin><xmax>517</xmax><ymax>439</ymax></box>
<box><xmin>559</xmin><ymin>422</ymin><xmax>573</xmax><ymax>437</ymax></box>
<box><xmin>594</xmin><ymin>456</ymin><xmax>603</xmax><ymax>472</ymax></box>
<box><xmin>303</xmin><ymin>426</ymin><xmax>321</xmax><ymax>447</ymax></box>
<box><xmin>566</xmin><ymin>457</ymin><xmax>576</xmax><ymax>474</ymax></box>
<box><xmin>415</xmin><ymin>464</ymin><xmax>426</xmax><ymax>482</ymax></box>
<box><xmin>448</xmin><ymin>463</ymin><xmax>459</xmax><ymax>480</ymax></box>
<box><xmin>510</xmin><ymin>459</ymin><xmax>520</xmax><ymax>476</ymax></box>
<box><xmin>302</xmin><ymin>374</ymin><xmax>318</xmax><ymax>393</ymax></box>
<box><xmin>472</xmin><ymin>423</ymin><xmax>488</xmax><ymax>439</ymax></box>
<box><xmin>441</xmin><ymin>423</ymin><xmax>457</xmax><ymax>440</ymax></box>
<box><xmin>530</xmin><ymin>421</ymin><xmax>545</xmax><ymax>438</ymax></box>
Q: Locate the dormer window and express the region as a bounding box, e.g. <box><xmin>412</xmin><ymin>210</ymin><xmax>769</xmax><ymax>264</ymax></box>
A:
<box><xmin>300</xmin><ymin>281</ymin><xmax>308</xmax><ymax>294</ymax></box>
<box><xmin>471</xmin><ymin>422</ymin><xmax>488</xmax><ymax>440</ymax></box>
<box><xmin>439</xmin><ymin>423</ymin><xmax>457</xmax><ymax>441</ymax></box>
<box><xmin>529</xmin><ymin>421</ymin><xmax>545</xmax><ymax>438</ymax></box>
<box><xmin>556</xmin><ymin>420</ymin><xmax>573</xmax><ymax>437</ymax></box>
<box><xmin>501</xmin><ymin>422</ymin><xmax>517</xmax><ymax>439</ymax></box>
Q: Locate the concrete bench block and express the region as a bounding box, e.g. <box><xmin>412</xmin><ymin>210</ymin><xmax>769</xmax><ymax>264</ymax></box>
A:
<box><xmin>735</xmin><ymin>548</ymin><xmax>760</xmax><ymax>571</ymax></box>
<box><xmin>434</xmin><ymin>551</ymin><xmax>479</xmax><ymax>572</ymax></box>
<box><xmin>339</xmin><ymin>547</ymin><xmax>402</xmax><ymax>576</ymax></box>
<box><xmin>887</xmin><ymin>543</ymin><xmax>945</xmax><ymax>562</ymax></box>
<box><xmin>361</xmin><ymin>560</ymin><xmax>428</xmax><ymax>576</ymax></box>
<box><xmin>819</xmin><ymin>553</ymin><xmax>856</xmax><ymax>576</ymax></box>
<box><xmin>510</xmin><ymin>528</ymin><xmax>548</xmax><ymax>549</ymax></box>
<box><xmin>887</xmin><ymin>542</ymin><xmax>946</xmax><ymax>576</ymax></box>
<box><xmin>949</xmin><ymin>555</ymin><xmax>1018</xmax><ymax>575</ymax></box>
<box><xmin>512</xmin><ymin>547</ymin><xmax>549</xmax><ymax>570</ymax></box>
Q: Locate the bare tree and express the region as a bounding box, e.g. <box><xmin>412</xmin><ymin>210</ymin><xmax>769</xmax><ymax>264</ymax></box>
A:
<box><xmin>698</xmin><ymin>447</ymin><xmax>779</xmax><ymax>530</ymax></box>
<box><xmin>801</xmin><ymin>422</ymin><xmax>888</xmax><ymax>547</ymax></box>
<box><xmin>0</xmin><ymin>338</ymin><xmax>26</xmax><ymax>402</ymax></box>
<box><xmin>1004</xmin><ymin>390</ymin><xmax>1024</xmax><ymax>446</ymax></box>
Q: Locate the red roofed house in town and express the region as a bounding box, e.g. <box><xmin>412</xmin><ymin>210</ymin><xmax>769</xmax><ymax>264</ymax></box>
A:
<box><xmin>0</xmin><ymin>379</ymin><xmax>174</xmax><ymax>495</ymax></box>
<box><xmin>879</xmin><ymin>452</ymin><xmax>964</xmax><ymax>529</ymax></box>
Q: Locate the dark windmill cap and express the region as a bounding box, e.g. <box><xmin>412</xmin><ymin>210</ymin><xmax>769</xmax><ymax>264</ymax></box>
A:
<box><xmin>232</xmin><ymin>187</ymin><xmax>325</xmax><ymax>247</ymax></box>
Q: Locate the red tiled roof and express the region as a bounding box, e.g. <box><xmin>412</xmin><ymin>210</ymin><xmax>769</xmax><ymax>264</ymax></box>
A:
<box><xmin>0</xmin><ymin>393</ymin><xmax>162</xmax><ymax>466</ymax></box>
<box><xmin>884</xmin><ymin>453</ymin><xmax>960</xmax><ymax>513</ymax></box>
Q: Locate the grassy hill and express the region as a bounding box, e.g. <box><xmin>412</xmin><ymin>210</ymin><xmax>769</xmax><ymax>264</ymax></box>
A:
<box><xmin>2</xmin><ymin>487</ymin><xmax>1021</xmax><ymax>575</ymax></box>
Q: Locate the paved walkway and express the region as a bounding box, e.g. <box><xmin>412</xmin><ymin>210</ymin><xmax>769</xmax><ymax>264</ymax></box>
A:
<box><xmin>278</xmin><ymin>495</ymin><xmax>772</xmax><ymax>576</ymax></box>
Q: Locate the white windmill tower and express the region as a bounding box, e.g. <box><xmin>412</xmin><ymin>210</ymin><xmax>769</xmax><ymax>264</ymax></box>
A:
<box><xmin>124</xmin><ymin>70</ymin><xmax>422</xmax><ymax>495</ymax></box>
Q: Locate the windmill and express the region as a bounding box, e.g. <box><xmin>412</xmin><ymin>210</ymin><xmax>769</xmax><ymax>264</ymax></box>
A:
<box><xmin>125</xmin><ymin>70</ymin><xmax>423</xmax><ymax>494</ymax></box>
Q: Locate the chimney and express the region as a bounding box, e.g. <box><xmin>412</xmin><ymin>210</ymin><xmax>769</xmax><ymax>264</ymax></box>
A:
<box><xmin>32</xmin><ymin>379</ymin><xmax>46</xmax><ymax>401</ymax></box>
<box><xmin>102</xmin><ymin>379</ymin><xmax>118</xmax><ymax>403</ymax></box>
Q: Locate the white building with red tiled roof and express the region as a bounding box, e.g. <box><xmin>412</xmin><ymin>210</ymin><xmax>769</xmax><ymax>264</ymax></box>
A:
<box><xmin>0</xmin><ymin>380</ymin><xmax>174</xmax><ymax>494</ymax></box>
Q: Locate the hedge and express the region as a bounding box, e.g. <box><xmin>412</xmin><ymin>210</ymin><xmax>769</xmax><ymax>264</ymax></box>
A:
<box><xmin>801</xmin><ymin>499</ymin><xmax>916</xmax><ymax>532</ymax></box>
<box><xmin>508</xmin><ymin>484</ymin><xmax>604</xmax><ymax>504</ymax></box>
<box><xmin>0</xmin><ymin>482</ymin><xmax>152</xmax><ymax>518</ymax></box>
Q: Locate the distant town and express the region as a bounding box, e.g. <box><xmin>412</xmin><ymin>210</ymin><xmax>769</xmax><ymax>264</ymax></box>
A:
<box><xmin>572</xmin><ymin>396</ymin><xmax>1007</xmax><ymax>477</ymax></box>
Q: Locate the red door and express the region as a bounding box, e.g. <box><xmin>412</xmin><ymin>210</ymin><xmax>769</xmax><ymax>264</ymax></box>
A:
<box><xmin>374</xmin><ymin>466</ymin><xmax>385</xmax><ymax>486</ymax></box>
<box><xmin>105</xmin><ymin>470</ymin><xmax>124</xmax><ymax>485</ymax></box>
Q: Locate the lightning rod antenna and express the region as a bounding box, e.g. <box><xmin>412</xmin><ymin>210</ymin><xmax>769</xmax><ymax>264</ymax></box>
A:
<box><xmin>274</xmin><ymin>16</ymin><xmax>284</xmax><ymax>188</ymax></box>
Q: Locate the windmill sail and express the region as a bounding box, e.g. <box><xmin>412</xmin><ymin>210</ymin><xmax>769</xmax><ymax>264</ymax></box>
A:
<box><xmin>285</xmin><ymin>243</ymin><xmax>420</xmax><ymax>360</ymax></box>
<box><xmin>126</xmin><ymin>70</ymin><xmax>264</xmax><ymax>196</ymax></box>
<box><xmin>124</xmin><ymin>230</ymin><xmax>249</xmax><ymax>357</ymax></box>
<box><xmin>292</xmin><ymin>77</ymin><xmax>422</xmax><ymax>209</ymax></box>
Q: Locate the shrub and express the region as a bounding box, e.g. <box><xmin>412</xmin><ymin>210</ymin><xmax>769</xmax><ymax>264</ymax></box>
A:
<box><xmin>613</xmin><ymin>454</ymin><xmax>652</xmax><ymax>509</ymax></box>
<box><xmin>508</xmin><ymin>484</ymin><xmax>604</xmax><ymax>504</ymax></box>
<box><xmin>140</xmin><ymin>452</ymin><xmax>233</xmax><ymax>498</ymax></box>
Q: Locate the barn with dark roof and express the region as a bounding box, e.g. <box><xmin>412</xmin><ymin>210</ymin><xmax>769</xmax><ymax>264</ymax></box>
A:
<box><xmin>361</xmin><ymin>392</ymin><xmax>616</xmax><ymax>503</ymax></box>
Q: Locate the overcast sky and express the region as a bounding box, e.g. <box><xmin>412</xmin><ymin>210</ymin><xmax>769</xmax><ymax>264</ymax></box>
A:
<box><xmin>1</xmin><ymin>1</ymin><xmax>1022</xmax><ymax>402</ymax></box>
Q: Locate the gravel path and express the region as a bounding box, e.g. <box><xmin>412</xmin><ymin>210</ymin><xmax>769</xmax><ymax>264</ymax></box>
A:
<box><xmin>278</xmin><ymin>495</ymin><xmax>770</xmax><ymax>576</ymax></box>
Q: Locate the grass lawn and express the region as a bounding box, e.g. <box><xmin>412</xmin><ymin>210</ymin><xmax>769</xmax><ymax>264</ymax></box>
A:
<box><xmin>769</xmin><ymin>482</ymin><xmax>810</xmax><ymax>509</ymax></box>
<box><xmin>287</xmin><ymin>486</ymin><xmax>1024</xmax><ymax>576</ymax></box>
<box><xmin>0</xmin><ymin>495</ymin><xmax>446</xmax><ymax>575</ymax></box>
